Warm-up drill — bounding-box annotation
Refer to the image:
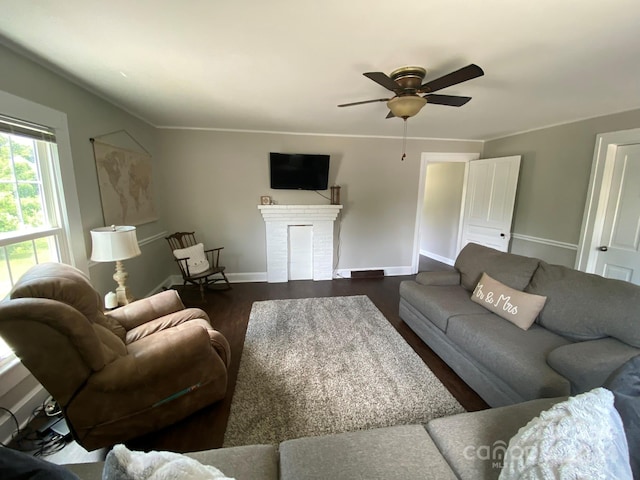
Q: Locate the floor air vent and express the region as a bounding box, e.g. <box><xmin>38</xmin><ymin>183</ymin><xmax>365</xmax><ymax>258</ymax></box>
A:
<box><xmin>350</xmin><ymin>269</ymin><xmax>385</xmax><ymax>279</ymax></box>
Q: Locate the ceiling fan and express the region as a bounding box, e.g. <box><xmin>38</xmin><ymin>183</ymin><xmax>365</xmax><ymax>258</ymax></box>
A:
<box><xmin>338</xmin><ymin>64</ymin><xmax>484</xmax><ymax>119</ymax></box>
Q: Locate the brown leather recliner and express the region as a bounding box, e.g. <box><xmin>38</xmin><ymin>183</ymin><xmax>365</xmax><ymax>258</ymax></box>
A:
<box><xmin>0</xmin><ymin>262</ymin><xmax>230</xmax><ymax>451</ymax></box>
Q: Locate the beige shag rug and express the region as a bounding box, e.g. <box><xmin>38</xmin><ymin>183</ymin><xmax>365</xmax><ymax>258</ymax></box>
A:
<box><xmin>223</xmin><ymin>295</ymin><xmax>464</xmax><ymax>447</ymax></box>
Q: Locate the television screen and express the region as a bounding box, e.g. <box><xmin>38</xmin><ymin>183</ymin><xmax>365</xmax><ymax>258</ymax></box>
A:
<box><xmin>269</xmin><ymin>153</ymin><xmax>330</xmax><ymax>190</ymax></box>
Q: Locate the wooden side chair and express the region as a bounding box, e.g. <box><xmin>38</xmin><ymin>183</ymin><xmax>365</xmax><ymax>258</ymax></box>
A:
<box><xmin>166</xmin><ymin>232</ymin><xmax>231</xmax><ymax>300</ymax></box>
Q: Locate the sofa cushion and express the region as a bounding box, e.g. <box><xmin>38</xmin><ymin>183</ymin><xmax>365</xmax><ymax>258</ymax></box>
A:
<box><xmin>447</xmin><ymin>315</ymin><xmax>571</xmax><ymax>400</ymax></box>
<box><xmin>94</xmin><ymin>312</ymin><xmax>127</xmax><ymax>341</ymax></box>
<box><xmin>547</xmin><ymin>338</ymin><xmax>640</xmax><ymax>394</ymax></box>
<box><xmin>399</xmin><ymin>281</ymin><xmax>490</xmax><ymax>332</ymax></box>
<box><xmin>471</xmin><ymin>273</ymin><xmax>547</xmax><ymax>330</ymax></box>
<box><xmin>526</xmin><ymin>261</ymin><xmax>640</xmax><ymax>347</ymax></box>
<box><xmin>93</xmin><ymin>323</ymin><xmax>127</xmax><ymax>364</ymax></box>
<box><xmin>279</xmin><ymin>424</ymin><xmax>456</xmax><ymax>480</ymax></box>
<box><xmin>415</xmin><ymin>270</ymin><xmax>461</xmax><ymax>286</ymax></box>
<box><xmin>427</xmin><ymin>397</ymin><xmax>564</xmax><ymax>480</ymax></box>
<box><xmin>61</xmin><ymin>462</ymin><xmax>104</xmax><ymax>480</ymax></box>
<box><xmin>454</xmin><ymin>243</ymin><xmax>540</xmax><ymax>292</ymax></box>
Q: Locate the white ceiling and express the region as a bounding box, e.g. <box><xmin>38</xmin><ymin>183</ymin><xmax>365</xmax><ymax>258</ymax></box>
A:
<box><xmin>1</xmin><ymin>0</ymin><xmax>639</xmax><ymax>141</ymax></box>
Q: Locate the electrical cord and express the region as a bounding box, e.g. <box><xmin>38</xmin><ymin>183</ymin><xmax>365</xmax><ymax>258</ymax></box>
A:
<box><xmin>313</xmin><ymin>190</ymin><xmax>331</xmax><ymax>201</ymax></box>
<box><xmin>0</xmin><ymin>399</ymin><xmax>68</xmax><ymax>456</ymax></box>
<box><xmin>0</xmin><ymin>406</ymin><xmax>19</xmax><ymax>447</ymax></box>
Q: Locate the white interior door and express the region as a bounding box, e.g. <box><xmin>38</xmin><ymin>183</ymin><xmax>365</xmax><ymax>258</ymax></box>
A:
<box><xmin>593</xmin><ymin>144</ymin><xmax>640</xmax><ymax>285</ymax></box>
<box><xmin>459</xmin><ymin>156</ymin><xmax>521</xmax><ymax>252</ymax></box>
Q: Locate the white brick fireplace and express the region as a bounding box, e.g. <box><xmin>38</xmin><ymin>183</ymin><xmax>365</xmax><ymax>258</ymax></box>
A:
<box><xmin>258</xmin><ymin>204</ymin><xmax>343</xmax><ymax>283</ymax></box>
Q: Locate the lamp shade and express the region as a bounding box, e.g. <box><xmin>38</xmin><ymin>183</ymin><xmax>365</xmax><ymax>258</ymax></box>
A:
<box><xmin>90</xmin><ymin>226</ymin><xmax>142</xmax><ymax>262</ymax></box>
<box><xmin>387</xmin><ymin>96</ymin><xmax>427</xmax><ymax>118</ymax></box>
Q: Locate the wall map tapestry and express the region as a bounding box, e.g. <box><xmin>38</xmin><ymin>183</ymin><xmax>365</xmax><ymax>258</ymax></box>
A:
<box><xmin>93</xmin><ymin>140</ymin><xmax>157</xmax><ymax>226</ymax></box>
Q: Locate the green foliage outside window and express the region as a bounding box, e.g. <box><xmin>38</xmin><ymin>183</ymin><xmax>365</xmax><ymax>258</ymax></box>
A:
<box><xmin>0</xmin><ymin>133</ymin><xmax>47</xmax><ymax>256</ymax></box>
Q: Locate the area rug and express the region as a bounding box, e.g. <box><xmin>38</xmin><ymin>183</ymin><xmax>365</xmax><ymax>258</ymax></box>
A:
<box><xmin>223</xmin><ymin>295</ymin><xmax>464</xmax><ymax>447</ymax></box>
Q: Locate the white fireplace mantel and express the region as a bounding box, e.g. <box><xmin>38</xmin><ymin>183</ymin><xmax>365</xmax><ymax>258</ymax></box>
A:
<box><xmin>258</xmin><ymin>204</ymin><xmax>343</xmax><ymax>283</ymax></box>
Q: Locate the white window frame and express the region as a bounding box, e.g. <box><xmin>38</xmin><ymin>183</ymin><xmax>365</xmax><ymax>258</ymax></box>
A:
<box><xmin>0</xmin><ymin>90</ymin><xmax>86</xmax><ymax>381</ymax></box>
<box><xmin>0</xmin><ymin>136</ymin><xmax>67</xmax><ymax>294</ymax></box>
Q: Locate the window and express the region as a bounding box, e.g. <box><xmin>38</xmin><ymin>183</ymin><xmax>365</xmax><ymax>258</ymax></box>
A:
<box><xmin>0</xmin><ymin>114</ymin><xmax>69</xmax><ymax>364</ymax></box>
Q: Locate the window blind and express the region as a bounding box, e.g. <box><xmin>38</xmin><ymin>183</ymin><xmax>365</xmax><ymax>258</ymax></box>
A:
<box><xmin>0</xmin><ymin>114</ymin><xmax>56</xmax><ymax>143</ymax></box>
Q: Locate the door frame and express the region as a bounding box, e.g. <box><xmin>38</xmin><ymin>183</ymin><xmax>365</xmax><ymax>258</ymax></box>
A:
<box><xmin>576</xmin><ymin>127</ymin><xmax>640</xmax><ymax>272</ymax></box>
<box><xmin>411</xmin><ymin>152</ymin><xmax>480</xmax><ymax>274</ymax></box>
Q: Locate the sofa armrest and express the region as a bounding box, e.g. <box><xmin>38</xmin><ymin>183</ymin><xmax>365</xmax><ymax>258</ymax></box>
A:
<box><xmin>547</xmin><ymin>338</ymin><xmax>640</xmax><ymax>394</ymax></box>
<box><xmin>105</xmin><ymin>290</ymin><xmax>185</xmax><ymax>331</ymax></box>
<box><xmin>416</xmin><ymin>270</ymin><xmax>461</xmax><ymax>286</ymax></box>
<box><xmin>427</xmin><ymin>397</ymin><xmax>566</xmax><ymax>480</ymax></box>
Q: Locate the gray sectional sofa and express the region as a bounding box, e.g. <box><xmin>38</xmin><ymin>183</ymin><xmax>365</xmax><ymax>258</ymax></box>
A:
<box><xmin>399</xmin><ymin>242</ymin><xmax>640</xmax><ymax>407</ymax></box>
<box><xmin>62</xmin><ymin>396</ymin><xmax>563</xmax><ymax>480</ymax></box>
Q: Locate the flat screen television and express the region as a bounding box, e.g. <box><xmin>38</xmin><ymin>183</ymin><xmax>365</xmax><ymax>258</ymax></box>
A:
<box><xmin>269</xmin><ymin>152</ymin><xmax>330</xmax><ymax>190</ymax></box>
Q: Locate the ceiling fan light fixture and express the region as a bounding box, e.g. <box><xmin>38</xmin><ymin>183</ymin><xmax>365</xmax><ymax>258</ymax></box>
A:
<box><xmin>387</xmin><ymin>96</ymin><xmax>427</xmax><ymax>119</ymax></box>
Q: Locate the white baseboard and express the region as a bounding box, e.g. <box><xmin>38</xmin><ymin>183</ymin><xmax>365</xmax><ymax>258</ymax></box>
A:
<box><xmin>334</xmin><ymin>266</ymin><xmax>413</xmax><ymax>278</ymax></box>
<box><xmin>419</xmin><ymin>250</ymin><xmax>456</xmax><ymax>266</ymax></box>
<box><xmin>154</xmin><ymin>272</ymin><xmax>268</xmax><ymax>295</ymax></box>
<box><xmin>160</xmin><ymin>266</ymin><xmax>414</xmax><ymax>286</ymax></box>
<box><xmin>227</xmin><ymin>272</ymin><xmax>267</xmax><ymax>283</ymax></box>
<box><xmin>145</xmin><ymin>276</ymin><xmax>177</xmax><ymax>297</ymax></box>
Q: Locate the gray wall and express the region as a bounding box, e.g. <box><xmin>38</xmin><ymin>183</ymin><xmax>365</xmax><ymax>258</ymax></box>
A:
<box><xmin>0</xmin><ymin>42</ymin><xmax>172</xmax><ymax>297</ymax></box>
<box><xmin>156</xmin><ymin>129</ymin><xmax>481</xmax><ymax>275</ymax></box>
<box><xmin>420</xmin><ymin>162</ymin><xmax>465</xmax><ymax>263</ymax></box>
<box><xmin>483</xmin><ymin>109</ymin><xmax>640</xmax><ymax>266</ymax></box>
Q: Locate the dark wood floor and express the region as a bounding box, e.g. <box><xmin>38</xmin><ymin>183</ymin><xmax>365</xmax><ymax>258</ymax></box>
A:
<box><xmin>34</xmin><ymin>257</ymin><xmax>488</xmax><ymax>464</ymax></box>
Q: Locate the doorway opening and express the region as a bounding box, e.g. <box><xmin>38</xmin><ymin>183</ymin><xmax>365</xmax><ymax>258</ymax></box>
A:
<box><xmin>412</xmin><ymin>153</ymin><xmax>523</xmax><ymax>274</ymax></box>
<box><xmin>411</xmin><ymin>152</ymin><xmax>478</xmax><ymax>274</ymax></box>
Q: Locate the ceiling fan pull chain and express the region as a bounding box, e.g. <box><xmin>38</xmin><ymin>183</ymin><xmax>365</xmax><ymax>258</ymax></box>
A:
<box><xmin>401</xmin><ymin>119</ymin><xmax>407</xmax><ymax>161</ymax></box>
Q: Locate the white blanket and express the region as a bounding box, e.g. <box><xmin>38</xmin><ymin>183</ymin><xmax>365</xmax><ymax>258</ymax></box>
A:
<box><xmin>102</xmin><ymin>444</ymin><xmax>235</xmax><ymax>480</ymax></box>
<box><xmin>499</xmin><ymin>387</ymin><xmax>632</xmax><ymax>480</ymax></box>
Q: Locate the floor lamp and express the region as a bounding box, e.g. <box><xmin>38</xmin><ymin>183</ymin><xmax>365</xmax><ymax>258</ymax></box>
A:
<box><xmin>90</xmin><ymin>225</ymin><xmax>142</xmax><ymax>306</ymax></box>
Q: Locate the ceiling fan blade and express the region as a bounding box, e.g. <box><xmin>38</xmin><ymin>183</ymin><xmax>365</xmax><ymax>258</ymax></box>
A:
<box><xmin>386</xmin><ymin>110</ymin><xmax>395</xmax><ymax>119</ymax></box>
<box><xmin>419</xmin><ymin>64</ymin><xmax>484</xmax><ymax>93</ymax></box>
<box><xmin>363</xmin><ymin>72</ymin><xmax>400</xmax><ymax>92</ymax></box>
<box><xmin>424</xmin><ymin>94</ymin><xmax>472</xmax><ymax>107</ymax></box>
<box><xmin>338</xmin><ymin>98</ymin><xmax>390</xmax><ymax>107</ymax></box>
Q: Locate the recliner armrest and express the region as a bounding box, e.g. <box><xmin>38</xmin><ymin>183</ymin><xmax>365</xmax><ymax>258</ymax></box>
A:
<box><xmin>415</xmin><ymin>270</ymin><xmax>461</xmax><ymax>286</ymax></box>
<box><xmin>124</xmin><ymin>308</ymin><xmax>212</xmax><ymax>343</ymax></box>
<box><xmin>106</xmin><ymin>290</ymin><xmax>185</xmax><ymax>331</ymax></box>
<box><xmin>89</xmin><ymin>323</ymin><xmax>219</xmax><ymax>391</ymax></box>
<box><xmin>209</xmin><ymin>329</ymin><xmax>231</xmax><ymax>367</ymax></box>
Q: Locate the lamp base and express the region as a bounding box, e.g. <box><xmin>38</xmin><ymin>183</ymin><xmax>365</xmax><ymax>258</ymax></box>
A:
<box><xmin>113</xmin><ymin>260</ymin><xmax>134</xmax><ymax>306</ymax></box>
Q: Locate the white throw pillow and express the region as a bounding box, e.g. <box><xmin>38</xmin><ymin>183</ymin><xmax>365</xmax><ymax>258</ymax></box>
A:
<box><xmin>172</xmin><ymin>243</ymin><xmax>210</xmax><ymax>275</ymax></box>
<box><xmin>499</xmin><ymin>387</ymin><xmax>632</xmax><ymax>480</ymax></box>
